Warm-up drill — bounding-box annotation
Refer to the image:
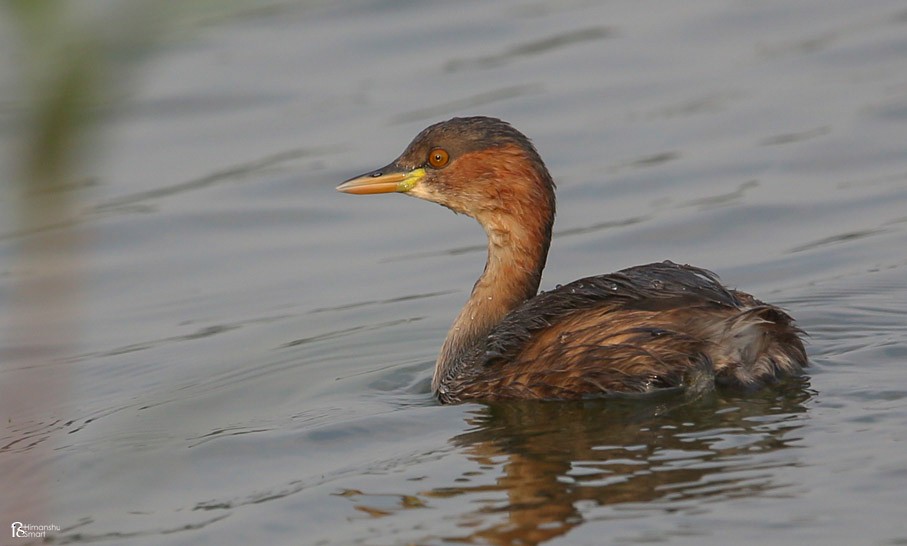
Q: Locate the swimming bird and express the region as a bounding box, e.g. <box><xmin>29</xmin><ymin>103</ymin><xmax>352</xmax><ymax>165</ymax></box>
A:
<box><xmin>336</xmin><ymin>116</ymin><xmax>806</xmax><ymax>403</ymax></box>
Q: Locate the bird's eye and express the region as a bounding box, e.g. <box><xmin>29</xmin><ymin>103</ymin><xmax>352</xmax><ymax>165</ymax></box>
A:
<box><xmin>428</xmin><ymin>148</ymin><xmax>450</xmax><ymax>169</ymax></box>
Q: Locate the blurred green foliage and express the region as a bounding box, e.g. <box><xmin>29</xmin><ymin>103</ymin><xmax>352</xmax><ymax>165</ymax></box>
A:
<box><xmin>6</xmin><ymin>0</ymin><xmax>147</xmax><ymax>191</ymax></box>
<box><xmin>2</xmin><ymin>0</ymin><xmax>273</xmax><ymax>193</ymax></box>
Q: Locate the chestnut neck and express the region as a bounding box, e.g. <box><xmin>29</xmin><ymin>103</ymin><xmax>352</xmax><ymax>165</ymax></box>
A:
<box><xmin>431</xmin><ymin>162</ymin><xmax>555</xmax><ymax>395</ymax></box>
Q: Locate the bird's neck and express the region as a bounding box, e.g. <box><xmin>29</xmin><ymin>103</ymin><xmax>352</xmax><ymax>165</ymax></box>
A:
<box><xmin>432</xmin><ymin>185</ymin><xmax>554</xmax><ymax>395</ymax></box>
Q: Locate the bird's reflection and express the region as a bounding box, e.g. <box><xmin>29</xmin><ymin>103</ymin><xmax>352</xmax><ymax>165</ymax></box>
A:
<box><xmin>431</xmin><ymin>380</ymin><xmax>812</xmax><ymax>545</ymax></box>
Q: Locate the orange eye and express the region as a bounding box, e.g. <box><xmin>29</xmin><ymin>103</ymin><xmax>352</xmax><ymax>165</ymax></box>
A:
<box><xmin>428</xmin><ymin>148</ymin><xmax>450</xmax><ymax>168</ymax></box>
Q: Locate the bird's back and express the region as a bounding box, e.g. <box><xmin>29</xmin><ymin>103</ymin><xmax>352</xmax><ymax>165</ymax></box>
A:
<box><xmin>440</xmin><ymin>261</ymin><xmax>806</xmax><ymax>402</ymax></box>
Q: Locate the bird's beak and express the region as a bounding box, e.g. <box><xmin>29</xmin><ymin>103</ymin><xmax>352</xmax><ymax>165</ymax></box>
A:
<box><xmin>336</xmin><ymin>163</ymin><xmax>426</xmax><ymax>195</ymax></box>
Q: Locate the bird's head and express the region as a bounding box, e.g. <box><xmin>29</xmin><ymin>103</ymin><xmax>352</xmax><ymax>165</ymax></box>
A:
<box><xmin>337</xmin><ymin>116</ymin><xmax>555</xmax><ymax>224</ymax></box>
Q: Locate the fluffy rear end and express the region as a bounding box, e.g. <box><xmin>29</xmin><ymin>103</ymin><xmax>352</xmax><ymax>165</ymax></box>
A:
<box><xmin>711</xmin><ymin>304</ymin><xmax>807</xmax><ymax>388</ymax></box>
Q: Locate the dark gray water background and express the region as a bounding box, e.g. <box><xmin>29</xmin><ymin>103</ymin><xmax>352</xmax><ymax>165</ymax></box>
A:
<box><xmin>1</xmin><ymin>1</ymin><xmax>906</xmax><ymax>544</ymax></box>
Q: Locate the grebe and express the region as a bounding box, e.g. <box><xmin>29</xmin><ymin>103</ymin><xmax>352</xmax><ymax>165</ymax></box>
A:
<box><xmin>337</xmin><ymin>117</ymin><xmax>806</xmax><ymax>403</ymax></box>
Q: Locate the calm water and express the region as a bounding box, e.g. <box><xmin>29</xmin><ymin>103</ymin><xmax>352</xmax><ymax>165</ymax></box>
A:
<box><xmin>2</xmin><ymin>1</ymin><xmax>907</xmax><ymax>544</ymax></box>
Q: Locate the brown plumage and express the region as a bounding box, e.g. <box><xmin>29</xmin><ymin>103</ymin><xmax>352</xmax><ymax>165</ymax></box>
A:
<box><xmin>337</xmin><ymin>116</ymin><xmax>807</xmax><ymax>403</ymax></box>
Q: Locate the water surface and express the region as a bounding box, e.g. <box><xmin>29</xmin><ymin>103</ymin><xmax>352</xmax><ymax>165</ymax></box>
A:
<box><xmin>2</xmin><ymin>1</ymin><xmax>907</xmax><ymax>544</ymax></box>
